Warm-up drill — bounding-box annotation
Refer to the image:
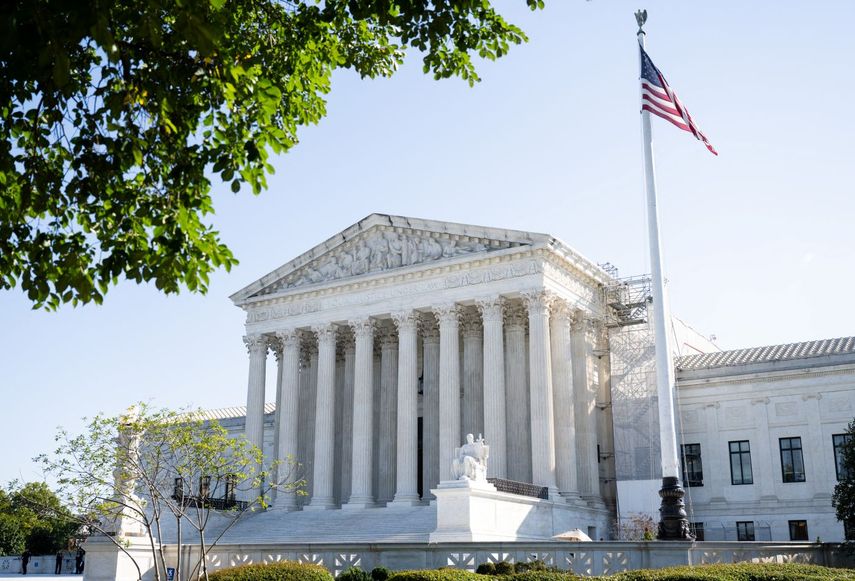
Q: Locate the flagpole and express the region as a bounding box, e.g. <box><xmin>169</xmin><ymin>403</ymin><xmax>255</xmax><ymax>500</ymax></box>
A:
<box><xmin>635</xmin><ymin>9</ymin><xmax>692</xmax><ymax>541</ymax></box>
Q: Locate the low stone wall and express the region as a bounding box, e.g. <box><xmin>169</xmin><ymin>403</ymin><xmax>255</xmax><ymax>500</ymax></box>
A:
<box><xmin>100</xmin><ymin>541</ymin><xmax>849</xmax><ymax>581</ymax></box>
<box><xmin>0</xmin><ymin>553</ymin><xmax>77</xmax><ymax>575</ymax></box>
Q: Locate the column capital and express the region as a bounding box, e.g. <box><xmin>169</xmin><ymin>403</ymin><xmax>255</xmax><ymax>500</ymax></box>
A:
<box><xmin>392</xmin><ymin>310</ymin><xmax>419</xmax><ymax>333</ymax></box>
<box><xmin>432</xmin><ymin>303</ymin><xmax>460</xmax><ymax>326</ymax></box>
<box><xmin>338</xmin><ymin>327</ymin><xmax>355</xmax><ymax>353</ymax></box>
<box><xmin>460</xmin><ymin>308</ymin><xmax>483</xmax><ymax>338</ymax></box>
<box><xmin>378</xmin><ymin>323</ymin><xmax>399</xmax><ymax>349</ymax></box>
<box><xmin>419</xmin><ymin>313</ymin><xmax>440</xmax><ymax>343</ymax></box>
<box><xmin>522</xmin><ymin>289</ymin><xmax>556</xmax><ymax>316</ymax></box>
<box><xmin>549</xmin><ymin>298</ymin><xmax>575</xmax><ymax>323</ymax></box>
<box><xmin>476</xmin><ymin>296</ymin><xmax>505</xmax><ymax>323</ymax></box>
<box><xmin>312</xmin><ymin>323</ymin><xmax>338</xmax><ymax>346</ymax></box>
<box><xmin>268</xmin><ymin>336</ymin><xmax>284</xmax><ymax>362</ymax></box>
<box><xmin>243</xmin><ymin>334</ymin><xmax>268</xmax><ymax>356</ymax></box>
<box><xmin>348</xmin><ymin>318</ymin><xmax>375</xmax><ymax>340</ymax></box>
<box><xmin>275</xmin><ymin>328</ymin><xmax>302</xmax><ymax>349</ymax></box>
<box><xmin>504</xmin><ymin>301</ymin><xmax>528</xmax><ymax>329</ymax></box>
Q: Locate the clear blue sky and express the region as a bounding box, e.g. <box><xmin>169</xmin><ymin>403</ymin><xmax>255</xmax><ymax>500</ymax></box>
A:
<box><xmin>2</xmin><ymin>1</ymin><xmax>853</xmax><ymax>485</ymax></box>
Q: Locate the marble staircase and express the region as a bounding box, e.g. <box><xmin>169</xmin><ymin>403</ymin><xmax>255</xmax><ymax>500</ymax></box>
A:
<box><xmin>219</xmin><ymin>504</ymin><xmax>437</xmax><ymax>544</ymax></box>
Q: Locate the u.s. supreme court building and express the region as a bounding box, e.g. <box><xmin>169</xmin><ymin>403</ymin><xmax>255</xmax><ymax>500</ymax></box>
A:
<box><xmin>197</xmin><ymin>213</ymin><xmax>855</xmax><ymax>551</ymax></box>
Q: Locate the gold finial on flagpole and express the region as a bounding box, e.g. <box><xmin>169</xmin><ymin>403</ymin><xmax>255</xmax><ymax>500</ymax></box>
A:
<box><xmin>635</xmin><ymin>9</ymin><xmax>647</xmax><ymax>34</ymax></box>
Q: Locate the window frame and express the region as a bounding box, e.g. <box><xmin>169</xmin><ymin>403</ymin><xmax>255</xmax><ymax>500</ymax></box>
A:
<box><xmin>681</xmin><ymin>443</ymin><xmax>704</xmax><ymax>487</ymax></box>
<box><xmin>834</xmin><ymin>433</ymin><xmax>852</xmax><ymax>481</ymax></box>
<box><xmin>729</xmin><ymin>440</ymin><xmax>753</xmax><ymax>485</ymax></box>
<box><xmin>689</xmin><ymin>522</ymin><xmax>705</xmax><ymax>541</ymax></box>
<box><xmin>736</xmin><ymin>521</ymin><xmax>755</xmax><ymax>541</ymax></box>
<box><xmin>788</xmin><ymin>520</ymin><xmax>808</xmax><ymax>541</ymax></box>
<box><xmin>779</xmin><ymin>436</ymin><xmax>806</xmax><ymax>483</ymax></box>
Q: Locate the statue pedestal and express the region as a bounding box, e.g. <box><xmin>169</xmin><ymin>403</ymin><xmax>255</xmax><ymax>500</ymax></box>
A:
<box><xmin>82</xmin><ymin>535</ymin><xmax>155</xmax><ymax>581</ymax></box>
<box><xmin>429</xmin><ymin>478</ymin><xmax>510</xmax><ymax>543</ymax></box>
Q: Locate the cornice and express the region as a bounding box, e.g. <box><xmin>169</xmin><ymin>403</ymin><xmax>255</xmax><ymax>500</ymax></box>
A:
<box><xmin>676</xmin><ymin>362</ymin><xmax>855</xmax><ymax>389</ymax></box>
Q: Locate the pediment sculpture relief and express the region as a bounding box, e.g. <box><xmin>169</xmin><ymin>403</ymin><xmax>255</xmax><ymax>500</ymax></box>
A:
<box><xmin>263</xmin><ymin>230</ymin><xmax>523</xmax><ymax>293</ymax></box>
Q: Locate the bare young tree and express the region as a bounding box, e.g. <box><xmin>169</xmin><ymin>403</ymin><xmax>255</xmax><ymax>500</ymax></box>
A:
<box><xmin>38</xmin><ymin>403</ymin><xmax>304</xmax><ymax>581</ymax></box>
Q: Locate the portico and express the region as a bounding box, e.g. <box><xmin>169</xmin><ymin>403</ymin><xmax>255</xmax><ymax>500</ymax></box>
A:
<box><xmin>231</xmin><ymin>214</ymin><xmax>611</xmax><ymax>515</ymax></box>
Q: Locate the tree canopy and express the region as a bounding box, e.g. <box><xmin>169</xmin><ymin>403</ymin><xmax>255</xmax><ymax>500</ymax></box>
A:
<box><xmin>0</xmin><ymin>481</ymin><xmax>77</xmax><ymax>555</ymax></box>
<box><xmin>0</xmin><ymin>0</ymin><xmax>543</xmax><ymax>309</ymax></box>
<box><xmin>833</xmin><ymin>419</ymin><xmax>855</xmax><ymax>539</ymax></box>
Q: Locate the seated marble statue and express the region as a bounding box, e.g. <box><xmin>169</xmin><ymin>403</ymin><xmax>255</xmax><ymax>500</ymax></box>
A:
<box><xmin>451</xmin><ymin>433</ymin><xmax>489</xmax><ymax>482</ymax></box>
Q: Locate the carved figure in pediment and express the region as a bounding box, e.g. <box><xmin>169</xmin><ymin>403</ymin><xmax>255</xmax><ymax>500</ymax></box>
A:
<box><xmin>353</xmin><ymin>242</ymin><xmax>370</xmax><ymax>275</ymax></box>
<box><xmin>387</xmin><ymin>233</ymin><xmax>404</xmax><ymax>268</ymax></box>
<box><xmin>318</xmin><ymin>258</ymin><xmax>339</xmax><ymax>280</ymax></box>
<box><xmin>420</xmin><ymin>236</ymin><xmax>443</xmax><ymax>261</ymax></box>
<box><xmin>337</xmin><ymin>251</ymin><xmax>354</xmax><ymax>275</ymax></box>
<box><xmin>368</xmin><ymin>235</ymin><xmax>388</xmax><ymax>271</ymax></box>
<box><xmin>404</xmin><ymin>235</ymin><xmax>419</xmax><ymax>265</ymax></box>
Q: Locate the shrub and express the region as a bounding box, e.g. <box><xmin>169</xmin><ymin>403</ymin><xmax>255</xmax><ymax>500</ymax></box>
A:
<box><xmin>514</xmin><ymin>560</ymin><xmax>559</xmax><ymax>574</ymax></box>
<box><xmin>388</xmin><ymin>570</ymin><xmax>485</xmax><ymax>581</ymax></box>
<box><xmin>605</xmin><ymin>563</ymin><xmax>855</xmax><ymax>581</ymax></box>
<box><xmin>494</xmin><ymin>562</ymin><xmax>515</xmax><ymax>575</ymax></box>
<box><xmin>476</xmin><ymin>563</ymin><xmax>496</xmax><ymax>575</ymax></box>
<box><xmin>373</xmin><ymin>566</ymin><xmax>393</xmax><ymax>581</ymax></box>
<box><xmin>340</xmin><ymin>567</ymin><xmax>373</xmax><ymax>581</ymax></box>
<box><xmin>208</xmin><ymin>561</ymin><xmax>333</xmax><ymax>581</ymax></box>
<box><xmin>510</xmin><ymin>571</ymin><xmax>576</xmax><ymax>581</ymax></box>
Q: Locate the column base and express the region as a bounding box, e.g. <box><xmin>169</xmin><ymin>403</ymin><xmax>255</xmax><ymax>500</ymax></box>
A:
<box><xmin>559</xmin><ymin>491</ymin><xmax>587</xmax><ymax>506</ymax></box>
<box><xmin>582</xmin><ymin>494</ymin><xmax>607</xmax><ymax>509</ymax></box>
<box><xmin>342</xmin><ymin>497</ymin><xmax>376</xmax><ymax>510</ymax></box>
<box><xmin>305</xmin><ymin>496</ymin><xmax>337</xmax><ymax>510</ymax></box>
<box><xmin>657</xmin><ymin>476</ymin><xmax>693</xmax><ymax>541</ymax></box>
<box><xmin>388</xmin><ymin>493</ymin><xmax>421</xmax><ymax>508</ymax></box>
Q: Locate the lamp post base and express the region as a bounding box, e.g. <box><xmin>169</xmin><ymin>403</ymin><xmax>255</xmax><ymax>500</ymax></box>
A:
<box><xmin>657</xmin><ymin>476</ymin><xmax>694</xmax><ymax>541</ymax></box>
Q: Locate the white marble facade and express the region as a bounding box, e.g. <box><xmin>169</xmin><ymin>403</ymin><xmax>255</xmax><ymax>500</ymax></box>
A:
<box><xmin>229</xmin><ymin>214</ymin><xmax>855</xmax><ymax>543</ymax></box>
<box><xmin>231</xmin><ymin>214</ymin><xmax>611</xmax><ymax>515</ymax></box>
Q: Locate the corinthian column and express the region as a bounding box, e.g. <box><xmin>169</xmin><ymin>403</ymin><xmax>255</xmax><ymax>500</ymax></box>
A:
<box><xmin>391</xmin><ymin>311</ymin><xmax>420</xmax><ymax>506</ymax></box>
<box><xmin>344</xmin><ymin>319</ymin><xmax>375</xmax><ymax>509</ymax></box>
<box><xmin>504</xmin><ymin>302</ymin><xmax>531</xmax><ymax>482</ymax></box>
<box><xmin>243</xmin><ymin>334</ymin><xmax>268</xmax><ymax>500</ymax></box>
<box><xmin>434</xmin><ymin>304</ymin><xmax>461</xmax><ymax>482</ymax></box>
<box><xmin>421</xmin><ymin>314</ymin><xmax>440</xmax><ymax>498</ymax></box>
<box><xmin>477</xmin><ymin>297</ymin><xmax>507</xmax><ymax>478</ymax></box>
<box><xmin>572</xmin><ymin>313</ymin><xmax>602</xmax><ymax>506</ymax></box>
<box><xmin>550</xmin><ymin>301</ymin><xmax>581</xmax><ymax>503</ymax></box>
<box><xmin>274</xmin><ymin>329</ymin><xmax>301</xmax><ymax>510</ymax></box>
<box><xmin>339</xmin><ymin>331</ymin><xmax>356</xmax><ymax>506</ymax></box>
<box><xmin>461</xmin><ymin>309</ymin><xmax>484</xmax><ymax>439</ymax></box>
<box><xmin>524</xmin><ymin>291</ymin><xmax>559</xmax><ymax>496</ymax></box>
<box><xmin>378</xmin><ymin>324</ymin><xmax>399</xmax><ymax>504</ymax></box>
<box><xmin>307</xmin><ymin>324</ymin><xmax>338</xmax><ymax>509</ymax></box>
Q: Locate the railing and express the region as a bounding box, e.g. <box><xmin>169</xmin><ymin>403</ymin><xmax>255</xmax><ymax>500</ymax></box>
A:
<box><xmin>487</xmin><ymin>478</ymin><xmax>549</xmax><ymax>500</ymax></box>
<box><xmin>171</xmin><ymin>494</ymin><xmax>248</xmax><ymax>511</ymax></box>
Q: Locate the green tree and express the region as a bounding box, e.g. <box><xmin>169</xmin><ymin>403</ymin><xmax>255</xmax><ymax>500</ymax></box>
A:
<box><xmin>1</xmin><ymin>0</ymin><xmax>544</xmax><ymax>309</ymax></box>
<box><xmin>833</xmin><ymin>419</ymin><xmax>855</xmax><ymax>540</ymax></box>
<box><xmin>38</xmin><ymin>403</ymin><xmax>303</xmax><ymax>581</ymax></box>
<box><xmin>0</xmin><ymin>481</ymin><xmax>77</xmax><ymax>555</ymax></box>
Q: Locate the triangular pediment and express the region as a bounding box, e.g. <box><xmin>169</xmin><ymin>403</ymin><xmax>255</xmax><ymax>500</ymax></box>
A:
<box><xmin>231</xmin><ymin>214</ymin><xmax>549</xmax><ymax>303</ymax></box>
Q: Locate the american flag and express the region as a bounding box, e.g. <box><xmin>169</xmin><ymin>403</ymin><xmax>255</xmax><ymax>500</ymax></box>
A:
<box><xmin>640</xmin><ymin>45</ymin><xmax>717</xmax><ymax>155</ymax></box>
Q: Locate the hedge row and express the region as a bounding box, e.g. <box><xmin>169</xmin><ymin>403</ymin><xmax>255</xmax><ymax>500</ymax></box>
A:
<box><xmin>206</xmin><ymin>560</ymin><xmax>855</xmax><ymax>581</ymax></box>
<box><xmin>603</xmin><ymin>563</ymin><xmax>855</xmax><ymax>581</ymax></box>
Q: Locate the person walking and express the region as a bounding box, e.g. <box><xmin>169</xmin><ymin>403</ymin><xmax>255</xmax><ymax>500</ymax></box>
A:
<box><xmin>55</xmin><ymin>550</ymin><xmax>64</xmax><ymax>574</ymax></box>
<box><xmin>20</xmin><ymin>549</ymin><xmax>31</xmax><ymax>575</ymax></box>
<box><xmin>75</xmin><ymin>547</ymin><xmax>85</xmax><ymax>574</ymax></box>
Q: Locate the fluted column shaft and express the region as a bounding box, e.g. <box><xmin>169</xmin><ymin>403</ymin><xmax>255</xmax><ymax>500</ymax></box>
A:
<box><xmin>550</xmin><ymin>304</ymin><xmax>580</xmax><ymax>501</ymax></box>
<box><xmin>392</xmin><ymin>312</ymin><xmax>420</xmax><ymax>505</ymax></box>
<box><xmin>243</xmin><ymin>335</ymin><xmax>268</xmax><ymax>502</ymax></box>
<box><xmin>435</xmin><ymin>305</ymin><xmax>461</xmax><ymax>482</ymax></box>
<box><xmin>340</xmin><ymin>337</ymin><xmax>356</xmax><ymax>505</ymax></box>
<box><xmin>378</xmin><ymin>327</ymin><xmax>399</xmax><ymax>503</ymax></box>
<box><xmin>525</xmin><ymin>291</ymin><xmax>558</xmax><ymax>493</ymax></box>
<box><xmin>504</xmin><ymin>303</ymin><xmax>531</xmax><ymax>482</ymax></box>
<box><xmin>572</xmin><ymin>315</ymin><xmax>601</xmax><ymax>503</ymax></box>
<box><xmin>478</xmin><ymin>298</ymin><xmax>507</xmax><ymax>478</ymax></box>
<box><xmin>461</xmin><ymin>310</ymin><xmax>484</xmax><ymax>438</ymax></box>
<box><xmin>345</xmin><ymin>320</ymin><xmax>375</xmax><ymax>508</ymax></box>
<box><xmin>274</xmin><ymin>330</ymin><xmax>301</xmax><ymax>510</ymax></box>
<box><xmin>421</xmin><ymin>316</ymin><xmax>441</xmax><ymax>498</ymax></box>
<box><xmin>307</xmin><ymin>324</ymin><xmax>337</xmax><ymax>509</ymax></box>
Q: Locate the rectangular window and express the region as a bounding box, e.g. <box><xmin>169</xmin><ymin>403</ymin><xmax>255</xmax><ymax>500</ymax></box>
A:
<box><xmin>681</xmin><ymin>443</ymin><xmax>704</xmax><ymax>487</ymax></box>
<box><xmin>173</xmin><ymin>477</ymin><xmax>185</xmax><ymax>499</ymax></box>
<box><xmin>729</xmin><ymin>440</ymin><xmax>753</xmax><ymax>485</ymax></box>
<box><xmin>199</xmin><ymin>475</ymin><xmax>211</xmax><ymax>498</ymax></box>
<box><xmin>689</xmin><ymin>522</ymin><xmax>705</xmax><ymax>541</ymax></box>
<box><xmin>834</xmin><ymin>434</ymin><xmax>852</xmax><ymax>481</ymax></box>
<box><xmin>789</xmin><ymin>520</ymin><xmax>808</xmax><ymax>541</ymax></box>
<box><xmin>736</xmin><ymin>521</ymin><xmax>755</xmax><ymax>541</ymax></box>
<box><xmin>780</xmin><ymin>437</ymin><xmax>806</xmax><ymax>483</ymax></box>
